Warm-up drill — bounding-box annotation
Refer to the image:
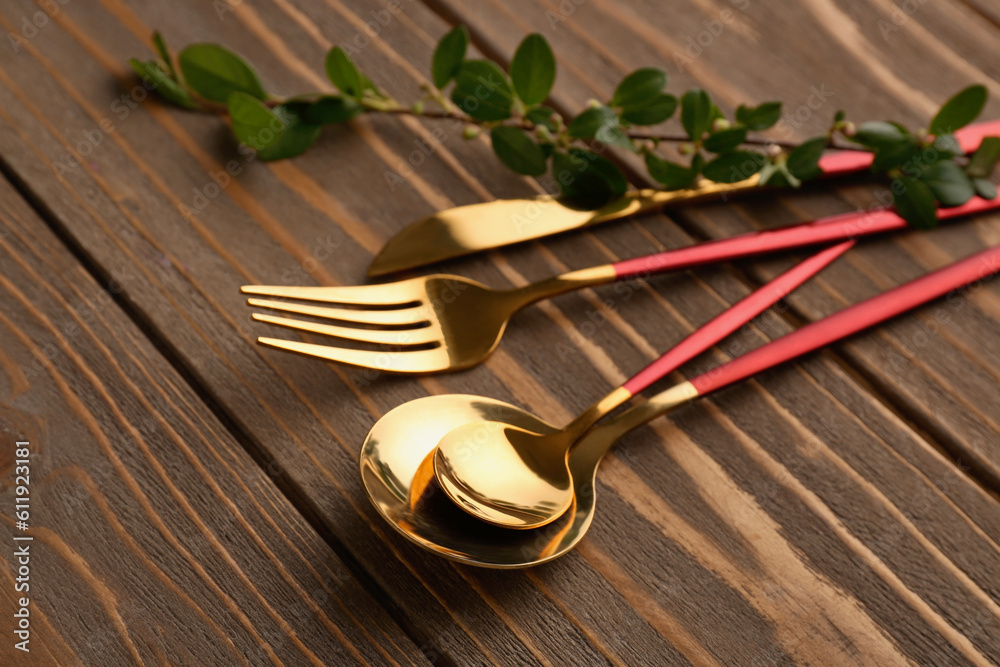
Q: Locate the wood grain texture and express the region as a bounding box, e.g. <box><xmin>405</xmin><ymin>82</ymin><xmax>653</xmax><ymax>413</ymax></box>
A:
<box><xmin>0</xmin><ymin>0</ymin><xmax>998</xmax><ymax>664</ymax></box>
<box><xmin>0</xmin><ymin>176</ymin><xmax>423</xmax><ymax>664</ymax></box>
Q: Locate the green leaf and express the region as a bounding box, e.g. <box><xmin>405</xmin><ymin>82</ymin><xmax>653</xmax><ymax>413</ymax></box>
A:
<box><xmin>681</xmin><ymin>89</ymin><xmax>713</xmax><ymax>141</ymax></box>
<box><xmin>510</xmin><ymin>33</ymin><xmax>556</xmax><ymax>106</ymax></box>
<box><xmin>451</xmin><ymin>60</ymin><xmax>514</xmax><ymax>121</ymax></box>
<box><xmin>786</xmin><ymin>137</ymin><xmax>827</xmax><ymax>180</ymax></box>
<box><xmin>227</xmin><ymin>92</ymin><xmax>274</xmax><ymax>140</ymax></box>
<box><xmin>690</xmin><ymin>152</ymin><xmax>705</xmax><ymax>176</ymax></box>
<box><xmin>431</xmin><ymin>25</ymin><xmax>468</xmax><ymax>89</ymax></box>
<box><xmin>612</xmin><ymin>68</ymin><xmax>667</xmax><ymax>108</ymax></box>
<box><xmin>178</xmin><ymin>43</ymin><xmax>266</xmax><ymax>103</ymax></box>
<box><xmin>703</xmin><ymin>127</ymin><xmax>747</xmax><ymax>153</ymax></box>
<box><xmin>758</xmin><ymin>160</ymin><xmax>796</xmax><ymax>187</ymax></box>
<box><xmin>567</xmin><ymin>106</ymin><xmax>615</xmax><ymax>138</ymax></box>
<box><xmin>620</xmin><ymin>93</ymin><xmax>676</xmax><ymax>125</ymax></box>
<box><xmin>932</xmin><ymin>133</ymin><xmax>961</xmax><ymax>156</ymax></box>
<box><xmin>930</xmin><ymin>84</ymin><xmax>987</xmax><ymax>135</ymax></box>
<box><xmin>552</xmin><ymin>148</ymin><xmax>628</xmax><ymax>208</ymax></box>
<box><xmin>735</xmin><ymin>101</ymin><xmax>781</xmax><ymax>130</ymax></box>
<box><xmin>325</xmin><ymin>47</ymin><xmax>370</xmax><ymax>98</ymax></box>
<box><xmin>152</xmin><ymin>31</ymin><xmax>174</xmax><ymax>76</ymax></box>
<box><xmin>645</xmin><ymin>153</ymin><xmax>697</xmax><ymax>189</ymax></box>
<box><xmin>228</xmin><ymin>91</ymin><xmax>280</xmax><ymax>147</ymax></box>
<box><xmin>595</xmin><ymin>125</ymin><xmax>633</xmax><ymax>151</ymax></box>
<box><xmin>870</xmin><ymin>140</ymin><xmax>921</xmax><ymax>173</ymax></box>
<box><xmin>265</xmin><ymin>107</ymin><xmax>323</xmax><ymax>160</ymax></box>
<box><xmin>228</xmin><ymin>92</ymin><xmax>320</xmax><ymax>161</ymax></box>
<box><xmin>852</xmin><ymin>121</ymin><xmax>910</xmax><ymax>148</ymax></box>
<box><xmin>893</xmin><ymin>176</ymin><xmax>938</xmax><ymax>229</ymax></box>
<box><xmin>526</xmin><ymin>106</ymin><xmax>558</xmax><ymax>129</ymax></box>
<box><xmin>129</xmin><ymin>59</ymin><xmax>197</xmax><ymax>109</ymax></box>
<box><xmin>702</xmin><ymin>150</ymin><xmax>766</xmax><ymax>183</ymax></box>
<box><xmin>296</xmin><ymin>95</ymin><xmax>362</xmax><ymax>125</ymax></box>
<box><xmin>490</xmin><ymin>126</ymin><xmax>547</xmax><ymax>176</ymax></box>
<box><xmin>973</xmin><ymin>178</ymin><xmax>997</xmax><ymax>199</ymax></box>
<box><xmin>919</xmin><ymin>159</ymin><xmax>974</xmax><ymax>207</ymax></box>
<box><xmin>568</xmin><ymin>106</ymin><xmax>631</xmax><ymax>150</ymax></box>
<box><xmin>967</xmin><ymin>136</ymin><xmax>1000</xmax><ymax>178</ymax></box>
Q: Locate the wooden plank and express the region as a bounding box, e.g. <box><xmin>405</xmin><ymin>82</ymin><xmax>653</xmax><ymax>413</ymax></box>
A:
<box><xmin>0</xmin><ymin>175</ymin><xmax>424</xmax><ymax>664</ymax></box>
<box><xmin>425</xmin><ymin>0</ymin><xmax>1000</xmax><ymax>483</ymax></box>
<box><xmin>0</xmin><ymin>0</ymin><xmax>998</xmax><ymax>663</ymax></box>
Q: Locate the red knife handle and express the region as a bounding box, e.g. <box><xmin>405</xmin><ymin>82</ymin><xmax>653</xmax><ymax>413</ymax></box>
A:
<box><xmin>611</xmin><ymin>196</ymin><xmax>1000</xmax><ymax>281</ymax></box>
<box><xmin>621</xmin><ymin>241</ymin><xmax>854</xmax><ymax>395</ymax></box>
<box><xmin>816</xmin><ymin>119</ymin><xmax>1000</xmax><ymax>174</ymax></box>
<box><xmin>689</xmin><ymin>243</ymin><xmax>1000</xmax><ymax>396</ymax></box>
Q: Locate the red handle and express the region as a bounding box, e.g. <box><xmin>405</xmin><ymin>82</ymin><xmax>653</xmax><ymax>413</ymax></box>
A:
<box><xmin>622</xmin><ymin>241</ymin><xmax>854</xmax><ymax>395</ymax></box>
<box><xmin>690</xmin><ymin>243</ymin><xmax>1000</xmax><ymax>396</ymax></box>
<box><xmin>815</xmin><ymin>118</ymin><xmax>1000</xmax><ymax>174</ymax></box>
<box><xmin>951</xmin><ymin>119</ymin><xmax>1000</xmax><ymax>154</ymax></box>
<box><xmin>611</xmin><ymin>196</ymin><xmax>1000</xmax><ymax>281</ymax></box>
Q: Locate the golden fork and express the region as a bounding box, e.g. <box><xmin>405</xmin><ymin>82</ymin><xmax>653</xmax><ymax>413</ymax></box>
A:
<box><xmin>243</xmin><ymin>196</ymin><xmax>998</xmax><ymax>374</ymax></box>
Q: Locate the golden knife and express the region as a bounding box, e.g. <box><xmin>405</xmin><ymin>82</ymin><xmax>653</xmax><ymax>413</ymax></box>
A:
<box><xmin>367</xmin><ymin>120</ymin><xmax>1000</xmax><ymax>276</ymax></box>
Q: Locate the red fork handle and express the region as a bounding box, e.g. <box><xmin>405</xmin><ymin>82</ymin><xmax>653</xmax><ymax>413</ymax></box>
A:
<box><xmin>622</xmin><ymin>241</ymin><xmax>854</xmax><ymax>395</ymax></box>
<box><xmin>689</xmin><ymin>243</ymin><xmax>1000</xmax><ymax>396</ymax></box>
<box><xmin>611</xmin><ymin>196</ymin><xmax>1000</xmax><ymax>281</ymax></box>
<box><xmin>815</xmin><ymin>119</ymin><xmax>1000</xmax><ymax>174</ymax></box>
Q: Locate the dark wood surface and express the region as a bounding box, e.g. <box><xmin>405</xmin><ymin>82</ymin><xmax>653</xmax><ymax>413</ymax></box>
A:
<box><xmin>1</xmin><ymin>0</ymin><xmax>999</xmax><ymax>664</ymax></box>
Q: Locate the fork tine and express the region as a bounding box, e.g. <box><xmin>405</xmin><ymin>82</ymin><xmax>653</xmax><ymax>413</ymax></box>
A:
<box><xmin>241</xmin><ymin>283</ymin><xmax>420</xmax><ymax>306</ymax></box>
<box><xmin>247</xmin><ymin>297</ymin><xmax>430</xmax><ymax>326</ymax></box>
<box><xmin>256</xmin><ymin>337</ymin><xmax>450</xmax><ymax>373</ymax></box>
<box><xmin>252</xmin><ymin>313</ymin><xmax>440</xmax><ymax>346</ymax></box>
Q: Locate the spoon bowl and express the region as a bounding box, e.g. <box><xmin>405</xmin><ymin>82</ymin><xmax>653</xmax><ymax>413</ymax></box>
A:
<box><xmin>360</xmin><ymin>394</ymin><xmax>603</xmax><ymax>568</ymax></box>
<box><xmin>432</xmin><ymin>421</ymin><xmax>577</xmax><ymax>528</ymax></box>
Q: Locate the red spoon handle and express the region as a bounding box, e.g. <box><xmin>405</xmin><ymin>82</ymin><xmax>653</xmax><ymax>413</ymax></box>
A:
<box><xmin>622</xmin><ymin>241</ymin><xmax>854</xmax><ymax>395</ymax></box>
<box><xmin>611</xmin><ymin>195</ymin><xmax>1000</xmax><ymax>281</ymax></box>
<box><xmin>690</xmin><ymin>243</ymin><xmax>1000</xmax><ymax>396</ymax></box>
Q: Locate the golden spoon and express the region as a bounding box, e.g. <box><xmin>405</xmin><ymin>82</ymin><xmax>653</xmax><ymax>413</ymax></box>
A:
<box><xmin>360</xmin><ymin>243</ymin><xmax>1000</xmax><ymax>567</ymax></box>
<box><xmin>432</xmin><ymin>243</ymin><xmax>852</xmax><ymax>528</ymax></box>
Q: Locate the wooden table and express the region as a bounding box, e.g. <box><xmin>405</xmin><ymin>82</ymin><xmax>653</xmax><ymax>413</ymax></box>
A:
<box><xmin>2</xmin><ymin>0</ymin><xmax>999</xmax><ymax>664</ymax></box>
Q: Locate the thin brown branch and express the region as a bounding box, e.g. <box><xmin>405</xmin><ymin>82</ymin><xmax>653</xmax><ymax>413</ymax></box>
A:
<box><xmin>190</xmin><ymin>96</ymin><xmax>869</xmax><ymax>152</ymax></box>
